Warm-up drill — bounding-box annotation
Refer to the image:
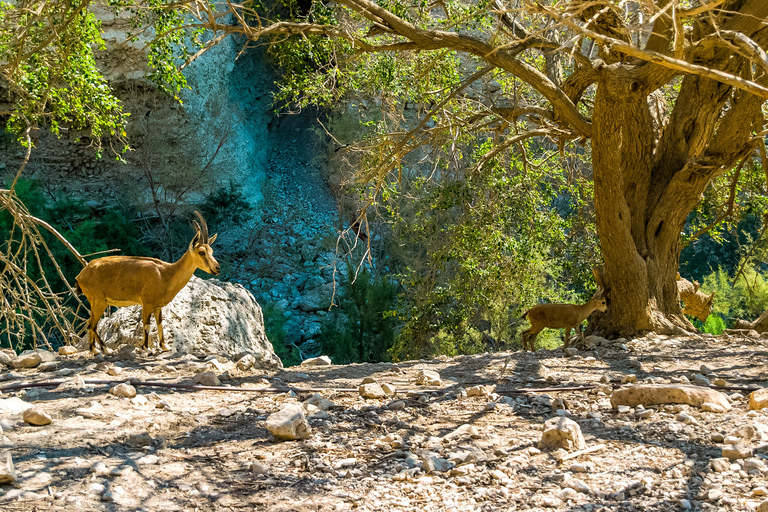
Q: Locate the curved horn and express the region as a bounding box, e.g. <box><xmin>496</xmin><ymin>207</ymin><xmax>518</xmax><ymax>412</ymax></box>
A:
<box><xmin>194</xmin><ymin>211</ymin><xmax>209</xmax><ymax>244</ymax></box>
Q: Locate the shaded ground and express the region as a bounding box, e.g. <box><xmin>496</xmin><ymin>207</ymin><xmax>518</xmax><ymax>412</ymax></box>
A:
<box><xmin>0</xmin><ymin>332</ymin><xmax>767</xmax><ymax>511</ymax></box>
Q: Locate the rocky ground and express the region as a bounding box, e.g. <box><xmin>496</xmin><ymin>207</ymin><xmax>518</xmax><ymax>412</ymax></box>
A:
<box><xmin>0</xmin><ymin>332</ymin><xmax>767</xmax><ymax>511</ymax></box>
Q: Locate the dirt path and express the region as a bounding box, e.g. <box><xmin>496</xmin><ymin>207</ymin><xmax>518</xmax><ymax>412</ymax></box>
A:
<box><xmin>0</xmin><ymin>333</ymin><xmax>767</xmax><ymax>511</ymax></box>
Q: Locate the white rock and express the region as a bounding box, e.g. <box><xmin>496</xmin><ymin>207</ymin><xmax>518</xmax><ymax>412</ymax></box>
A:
<box><xmin>303</xmin><ymin>394</ymin><xmax>334</xmax><ymax>411</ymax></box>
<box><xmin>194</xmin><ymin>371</ymin><xmax>221</xmax><ymax>386</ymax></box>
<box><xmin>265</xmin><ymin>403</ymin><xmax>311</xmax><ymax>440</ymax></box>
<box><xmin>236</xmin><ymin>354</ymin><xmax>256</xmax><ymax>371</ymax></box>
<box><xmin>81</xmin><ymin>276</ymin><xmax>282</xmax><ymax>368</ymax></box>
<box><xmin>109</xmin><ymin>383</ymin><xmax>137</xmax><ymax>398</ymax></box>
<box><xmin>415</xmin><ymin>369</ymin><xmax>442</xmax><ymax>386</ymax></box>
<box><xmin>0</xmin><ymin>451</ymin><xmax>17</xmax><ymax>484</ymax></box>
<box><xmin>0</xmin><ymin>397</ymin><xmax>34</xmax><ymax>415</ymax></box>
<box><xmin>301</xmin><ymin>355</ymin><xmax>332</xmax><ymax>366</ymax></box>
<box><xmin>359</xmin><ymin>382</ymin><xmax>386</xmax><ymax>399</ymax></box>
<box><xmin>539</xmin><ymin>417</ymin><xmax>586</xmax><ymax>451</ymax></box>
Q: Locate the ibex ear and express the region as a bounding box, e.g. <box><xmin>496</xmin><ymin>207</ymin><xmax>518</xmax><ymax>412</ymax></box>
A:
<box><xmin>189</xmin><ymin>232</ymin><xmax>201</xmax><ymax>251</ymax></box>
<box><xmin>208</xmin><ymin>233</ymin><xmax>217</xmax><ymax>245</ymax></box>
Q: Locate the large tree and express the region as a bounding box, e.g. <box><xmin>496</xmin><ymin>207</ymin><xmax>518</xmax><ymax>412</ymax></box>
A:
<box><xmin>188</xmin><ymin>0</ymin><xmax>768</xmax><ymax>336</ymax></box>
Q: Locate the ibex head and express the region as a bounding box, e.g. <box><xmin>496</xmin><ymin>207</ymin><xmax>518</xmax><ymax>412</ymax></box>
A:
<box><xmin>189</xmin><ymin>211</ymin><xmax>220</xmax><ymax>276</ymax></box>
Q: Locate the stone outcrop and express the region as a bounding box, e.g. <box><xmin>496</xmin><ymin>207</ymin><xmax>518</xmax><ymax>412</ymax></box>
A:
<box><xmin>611</xmin><ymin>384</ymin><xmax>731</xmax><ymax>411</ymax></box>
<box><xmin>84</xmin><ymin>276</ymin><xmax>282</xmax><ymax>369</ymax></box>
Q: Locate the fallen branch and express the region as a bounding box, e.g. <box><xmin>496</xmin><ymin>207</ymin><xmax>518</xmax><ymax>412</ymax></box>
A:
<box><xmin>559</xmin><ymin>443</ymin><xmax>606</xmax><ymax>461</ymax></box>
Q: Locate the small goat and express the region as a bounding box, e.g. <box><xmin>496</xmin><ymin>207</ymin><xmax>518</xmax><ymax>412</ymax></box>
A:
<box><xmin>76</xmin><ymin>211</ymin><xmax>220</xmax><ymax>354</ymax></box>
<box><xmin>521</xmin><ymin>273</ymin><xmax>607</xmax><ymax>351</ymax></box>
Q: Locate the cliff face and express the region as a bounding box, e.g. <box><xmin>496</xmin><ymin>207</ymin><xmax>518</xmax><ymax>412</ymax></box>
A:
<box><xmin>1</xmin><ymin>7</ymin><xmax>275</xmax><ymax>211</ymax></box>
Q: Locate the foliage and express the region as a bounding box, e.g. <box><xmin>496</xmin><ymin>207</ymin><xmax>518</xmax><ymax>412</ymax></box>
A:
<box><xmin>318</xmin><ymin>265</ymin><xmax>399</xmax><ymax>364</ymax></box>
<box><xmin>198</xmin><ymin>182</ymin><xmax>254</xmax><ymax>233</ymax></box>
<box><xmin>702</xmin><ymin>266</ymin><xmax>768</xmax><ymax>325</ymax></box>
<box><xmin>262</xmin><ymin>302</ymin><xmax>301</xmax><ymax>367</ymax></box>
<box><xmin>695</xmin><ymin>314</ymin><xmax>726</xmax><ymax>336</ymax></box>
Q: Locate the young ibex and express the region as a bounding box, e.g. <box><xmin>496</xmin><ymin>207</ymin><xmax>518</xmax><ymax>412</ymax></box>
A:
<box><xmin>521</xmin><ymin>269</ymin><xmax>607</xmax><ymax>351</ymax></box>
<box><xmin>76</xmin><ymin>211</ymin><xmax>220</xmax><ymax>354</ymax></box>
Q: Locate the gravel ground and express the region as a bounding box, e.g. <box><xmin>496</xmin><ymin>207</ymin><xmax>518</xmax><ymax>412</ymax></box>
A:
<box><xmin>0</xmin><ymin>332</ymin><xmax>767</xmax><ymax>511</ymax></box>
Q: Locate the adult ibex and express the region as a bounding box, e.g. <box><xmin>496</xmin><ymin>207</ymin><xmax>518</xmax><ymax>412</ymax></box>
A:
<box><xmin>76</xmin><ymin>211</ymin><xmax>220</xmax><ymax>354</ymax></box>
<box><xmin>521</xmin><ymin>269</ymin><xmax>607</xmax><ymax>351</ymax></box>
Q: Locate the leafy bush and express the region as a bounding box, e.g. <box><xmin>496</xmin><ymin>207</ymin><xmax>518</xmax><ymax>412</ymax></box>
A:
<box><xmin>696</xmin><ymin>314</ymin><xmax>726</xmax><ymax>335</ymax></box>
<box><xmin>701</xmin><ymin>265</ymin><xmax>768</xmax><ymax>324</ymax></box>
<box><xmin>261</xmin><ymin>302</ymin><xmax>301</xmax><ymax>367</ymax></box>
<box><xmin>318</xmin><ymin>266</ymin><xmax>400</xmax><ymax>364</ymax></box>
<box><xmin>198</xmin><ymin>182</ymin><xmax>254</xmax><ymax>231</ymax></box>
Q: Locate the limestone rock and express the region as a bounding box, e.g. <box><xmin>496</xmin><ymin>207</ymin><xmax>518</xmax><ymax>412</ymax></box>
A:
<box><xmin>81</xmin><ymin>276</ymin><xmax>281</xmax><ymax>369</ymax></box>
<box><xmin>236</xmin><ymin>354</ymin><xmax>256</xmax><ymax>371</ymax></box>
<box><xmin>0</xmin><ymin>397</ymin><xmax>34</xmax><ymax>415</ymax></box>
<box><xmin>0</xmin><ymin>451</ymin><xmax>17</xmax><ymax>484</ymax></box>
<box><xmin>749</xmin><ymin>388</ymin><xmax>768</xmax><ymax>410</ymax></box>
<box><xmin>416</xmin><ymin>369</ymin><xmax>442</xmax><ymax>386</ymax></box>
<box><xmin>610</xmin><ymin>384</ymin><xmax>731</xmax><ymax>411</ymax></box>
<box><xmin>758</xmin><ymin>500</ymin><xmax>768</xmax><ymax>512</ymax></box>
<box><xmin>722</xmin><ymin>443</ymin><xmax>753</xmax><ymax>460</ymax></box>
<box><xmin>265</xmin><ymin>403</ymin><xmax>311</xmax><ymax>440</ymax></box>
<box><xmin>194</xmin><ymin>371</ymin><xmax>221</xmax><ymax>386</ymax></box>
<box><xmin>381</xmin><ymin>382</ymin><xmax>396</xmax><ymax>396</ymax></box>
<box><xmin>11</xmin><ymin>352</ymin><xmax>42</xmax><ymax>369</ymax></box>
<box><xmin>304</xmin><ymin>394</ymin><xmax>334</xmax><ymax>411</ymax></box>
<box><xmin>0</xmin><ymin>351</ymin><xmax>11</xmax><ymax>366</ymax></box>
<box><xmin>359</xmin><ymin>382</ymin><xmax>386</xmax><ymax>399</ymax></box>
<box><xmin>58</xmin><ymin>346</ymin><xmax>78</xmax><ymax>356</ymax></box>
<box><xmin>301</xmin><ymin>355</ymin><xmax>332</xmax><ymax>366</ymax></box>
<box><xmin>539</xmin><ymin>417</ymin><xmax>586</xmax><ymax>451</ymax></box>
<box><xmin>422</xmin><ymin>452</ymin><xmax>454</xmax><ymax>473</ymax></box>
<box><xmin>22</xmin><ymin>408</ymin><xmax>52</xmax><ymax>426</ymax></box>
<box><xmin>109</xmin><ymin>383</ymin><xmax>137</xmax><ymax>398</ymax></box>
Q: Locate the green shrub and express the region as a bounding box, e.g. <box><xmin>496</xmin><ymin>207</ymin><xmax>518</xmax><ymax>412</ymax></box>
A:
<box><xmin>319</xmin><ymin>266</ymin><xmax>399</xmax><ymax>364</ymax></box>
<box><xmin>702</xmin><ymin>265</ymin><xmax>768</xmax><ymax>324</ymax></box>
<box><xmin>198</xmin><ymin>182</ymin><xmax>254</xmax><ymax>231</ymax></box>
<box><xmin>696</xmin><ymin>314</ymin><xmax>726</xmax><ymax>335</ymax></box>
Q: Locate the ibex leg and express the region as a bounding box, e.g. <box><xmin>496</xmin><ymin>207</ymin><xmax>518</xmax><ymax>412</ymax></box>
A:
<box><xmin>141</xmin><ymin>307</ymin><xmax>152</xmax><ymax>351</ymax></box>
<box><xmin>88</xmin><ymin>301</ymin><xmax>107</xmax><ymax>354</ymax></box>
<box><xmin>154</xmin><ymin>308</ymin><xmax>169</xmax><ymax>352</ymax></box>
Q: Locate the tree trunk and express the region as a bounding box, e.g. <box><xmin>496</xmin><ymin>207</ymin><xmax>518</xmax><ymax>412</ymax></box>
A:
<box><xmin>590</xmin><ymin>67</ymin><xmax>697</xmax><ymax>336</ymax></box>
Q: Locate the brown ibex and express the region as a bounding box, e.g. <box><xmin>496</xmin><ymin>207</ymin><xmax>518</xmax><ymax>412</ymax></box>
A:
<box><xmin>76</xmin><ymin>211</ymin><xmax>220</xmax><ymax>354</ymax></box>
<box><xmin>521</xmin><ymin>269</ymin><xmax>607</xmax><ymax>351</ymax></box>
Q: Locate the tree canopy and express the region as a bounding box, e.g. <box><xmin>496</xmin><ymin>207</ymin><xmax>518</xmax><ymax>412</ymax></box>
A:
<box><xmin>2</xmin><ymin>0</ymin><xmax>768</xmax><ymax>349</ymax></box>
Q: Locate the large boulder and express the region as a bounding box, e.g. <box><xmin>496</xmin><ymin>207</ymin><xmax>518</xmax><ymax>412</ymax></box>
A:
<box><xmin>83</xmin><ymin>276</ymin><xmax>282</xmax><ymax>368</ymax></box>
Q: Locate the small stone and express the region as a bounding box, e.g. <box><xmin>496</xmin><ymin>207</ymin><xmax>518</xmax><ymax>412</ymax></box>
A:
<box><xmin>711</xmin><ymin>433</ymin><xmax>725</xmax><ymax>443</ymax></box>
<box><xmin>126</xmin><ymin>433</ymin><xmax>153</xmax><ymax>448</ymax></box>
<box><xmin>38</xmin><ymin>361</ymin><xmax>58</xmax><ymax>372</ymax></box>
<box><xmin>380</xmin><ymin>382</ymin><xmax>396</xmax><ymax>395</ymax></box>
<box><xmin>303</xmin><ymin>394</ymin><xmax>334</xmax><ymax>411</ymax></box>
<box><xmin>621</xmin><ymin>374</ymin><xmax>638</xmax><ymax>384</ymax></box>
<box><xmin>387</xmin><ymin>400</ymin><xmax>406</xmax><ymax>410</ymax></box>
<box><xmin>236</xmin><ymin>354</ymin><xmax>256</xmax><ymax>371</ymax></box>
<box><xmin>415</xmin><ymin>369</ymin><xmax>442</xmax><ymax>386</ymax></box>
<box><xmin>136</xmin><ymin>454</ymin><xmax>159</xmax><ymax>465</ymax></box>
<box><xmin>569</xmin><ymin>463</ymin><xmax>588</xmax><ymax>473</ymax></box>
<box><xmin>702</xmin><ymin>402</ymin><xmax>726</xmax><ymax>413</ymax></box>
<box><xmin>558</xmin><ymin>487</ymin><xmax>579</xmax><ymax>500</ymax></box>
<box><xmin>539</xmin><ymin>416</ymin><xmax>586</xmax><ymax>451</ymax></box>
<box><xmin>466</xmin><ymin>385</ymin><xmax>495</xmax><ymax>397</ymax></box>
<box><xmin>636</xmin><ymin>408</ymin><xmax>654</xmax><ymax>419</ymax></box>
<box><xmin>109</xmin><ymin>383</ymin><xmax>136</xmax><ymax>398</ymax></box>
<box><xmin>88</xmin><ymin>482</ymin><xmax>105</xmax><ymax>495</ymax></box>
<box><xmin>749</xmin><ymin>388</ymin><xmax>768</xmax><ymax>410</ymax></box>
<box><xmin>678</xmin><ymin>499</ymin><xmax>692</xmax><ymax>509</ymax></box>
<box><xmin>618</xmin><ymin>405</ymin><xmax>631</xmax><ymax>414</ymax></box>
<box><xmin>713</xmin><ymin>378</ymin><xmax>727</xmax><ymax>386</ymax></box>
<box><xmin>758</xmin><ymin>500</ymin><xmax>768</xmax><ymax>512</ymax></box>
<box><xmin>564</xmin><ymin>347</ymin><xmax>578</xmax><ymax>357</ymax></box>
<box><xmin>692</xmin><ymin>374</ymin><xmax>711</xmax><ymax>387</ymax></box>
<box><xmin>442</xmin><ymin>424</ymin><xmax>480</xmax><ymax>441</ymax></box>
<box><xmin>58</xmin><ymin>346</ymin><xmax>78</xmax><ymax>356</ymax></box>
<box><xmin>710</xmin><ymin>458</ymin><xmax>730</xmax><ymax>472</ymax></box>
<box><xmin>22</xmin><ymin>408</ymin><xmax>52</xmax><ymax>426</ymax></box>
<box><xmin>301</xmin><ymin>355</ymin><xmax>332</xmax><ymax>366</ymax></box>
<box><xmin>249</xmin><ymin>462</ymin><xmax>269</xmax><ymax>474</ymax></box>
<box><xmin>422</xmin><ymin>452</ymin><xmax>453</xmax><ymax>473</ymax></box>
<box><xmin>700</xmin><ymin>364</ymin><xmax>713</xmax><ymax>375</ymax></box>
<box><xmin>265</xmin><ymin>403</ymin><xmax>311</xmax><ymax>440</ymax></box>
<box><xmin>107</xmin><ymin>366</ymin><xmax>123</xmax><ymax>376</ymax></box>
<box><xmin>0</xmin><ymin>451</ymin><xmax>17</xmax><ymax>484</ymax></box>
<box><xmin>194</xmin><ymin>371</ymin><xmax>221</xmax><ymax>386</ymax></box>
<box><xmin>11</xmin><ymin>352</ymin><xmax>43</xmax><ymax>369</ymax></box>
<box><xmin>722</xmin><ymin>443</ymin><xmax>753</xmax><ymax>460</ymax></box>
<box><xmin>359</xmin><ymin>382</ymin><xmax>386</xmax><ymax>399</ymax></box>
<box><xmin>90</xmin><ymin>461</ymin><xmax>108</xmax><ymax>474</ymax></box>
